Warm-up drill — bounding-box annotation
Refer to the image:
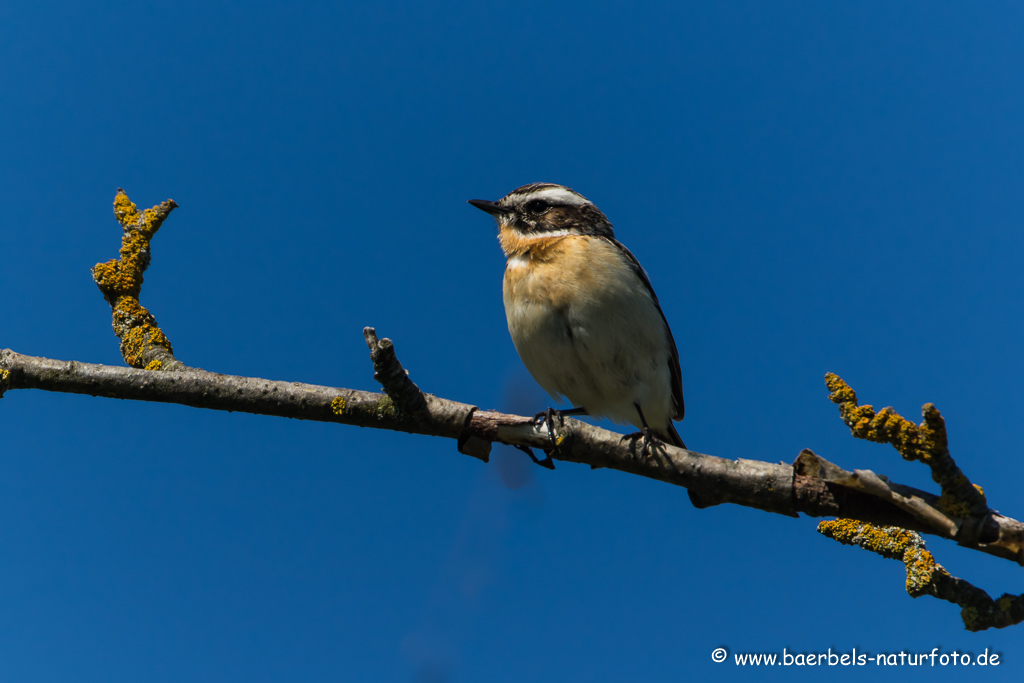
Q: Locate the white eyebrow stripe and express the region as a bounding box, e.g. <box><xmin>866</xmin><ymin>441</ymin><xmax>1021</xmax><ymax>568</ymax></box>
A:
<box><xmin>520</xmin><ymin>186</ymin><xmax>589</xmax><ymax>206</ymax></box>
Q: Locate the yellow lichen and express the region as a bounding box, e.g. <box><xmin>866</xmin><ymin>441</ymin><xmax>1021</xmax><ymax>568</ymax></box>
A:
<box><xmin>145</xmin><ymin>359</ymin><xmax>163</xmax><ymax>371</ymax></box>
<box><xmin>147</xmin><ymin>326</ymin><xmax>170</xmax><ymax>349</ymax></box>
<box><xmin>331</xmin><ymin>396</ymin><xmax>346</xmax><ymax>415</ymax></box>
<box><xmin>936</xmin><ymin>494</ymin><xmax>973</xmax><ymax>519</ymax></box>
<box><xmin>818</xmin><ymin>519</ymin><xmax>914</xmax><ymax>558</ymax></box>
<box><xmin>903</xmin><ymin>546</ymin><xmax>945</xmax><ymax>597</ymax></box>
<box><xmin>119</xmin><ymin>325</ymin><xmax>172</xmax><ymax>368</ymax></box>
<box><xmin>98</xmin><ymin>190</ymin><xmax>180</xmax><ymax>370</ymax></box>
<box><xmin>375</xmin><ymin>395</ymin><xmax>395</xmax><ymax>418</ymax></box>
<box><xmin>819</xmin><ymin>519</ymin><xmax>942</xmax><ymax>599</ymax></box>
<box><xmin>825</xmin><ymin>373</ymin><xmax>987</xmax><ymax>518</ymax></box>
<box><xmin>91</xmin><ymin>261</ymin><xmax>120</xmax><ymax>289</ymax></box>
<box><xmin>121</xmin><ymin>327</ymin><xmax>147</xmax><ymax>367</ymax></box>
<box><xmin>824</xmin><ymin>372</ymin><xmax>857</xmax><ymax>403</ymax></box>
<box><xmin>113</xmin><ymin>192</ymin><xmax>139</xmax><ymax>226</ymax></box>
<box><xmin>113</xmin><ymin>297</ymin><xmax>148</xmax><ymax>325</ymax></box>
<box><xmin>140</xmin><ymin>208</ymin><xmax>163</xmax><ymax>237</ymax></box>
<box><xmin>826</xmin><ymin>374</ymin><xmax>926</xmax><ymax>461</ymax></box>
<box><xmin>109</xmin><ymin>297</ymin><xmax>173</xmax><ymax>368</ymax></box>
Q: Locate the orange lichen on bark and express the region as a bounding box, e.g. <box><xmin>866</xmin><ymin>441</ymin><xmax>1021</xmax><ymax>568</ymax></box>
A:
<box><xmin>818</xmin><ymin>519</ymin><xmax>946</xmax><ymax>598</ymax></box>
<box><xmin>825</xmin><ymin>374</ymin><xmax>928</xmax><ymax>462</ymax></box>
<box><xmin>824</xmin><ymin>373</ymin><xmax>987</xmax><ymax>517</ymax></box>
<box><xmin>820</xmin><ymin>519</ymin><xmax>1024</xmax><ymax>631</ymax></box>
<box><xmin>91</xmin><ymin>190</ymin><xmax>179</xmax><ymax>370</ymax></box>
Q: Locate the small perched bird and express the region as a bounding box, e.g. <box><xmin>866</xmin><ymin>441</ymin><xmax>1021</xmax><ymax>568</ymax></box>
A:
<box><xmin>469</xmin><ymin>183</ymin><xmax>685</xmax><ymax>450</ymax></box>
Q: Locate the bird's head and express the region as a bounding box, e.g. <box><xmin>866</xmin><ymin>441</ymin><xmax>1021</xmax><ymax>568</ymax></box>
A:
<box><xmin>469</xmin><ymin>183</ymin><xmax>614</xmax><ymax>255</ymax></box>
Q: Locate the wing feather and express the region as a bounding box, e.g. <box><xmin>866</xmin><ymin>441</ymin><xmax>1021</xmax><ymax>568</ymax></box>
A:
<box><xmin>601</xmin><ymin>237</ymin><xmax>685</xmax><ymax>421</ymax></box>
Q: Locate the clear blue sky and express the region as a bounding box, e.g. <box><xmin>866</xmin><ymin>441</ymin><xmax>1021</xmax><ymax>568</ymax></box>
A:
<box><xmin>2</xmin><ymin>1</ymin><xmax>1023</xmax><ymax>681</ymax></box>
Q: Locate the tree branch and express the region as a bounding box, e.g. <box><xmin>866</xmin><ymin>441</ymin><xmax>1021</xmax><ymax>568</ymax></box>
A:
<box><xmin>819</xmin><ymin>520</ymin><xmax>1024</xmax><ymax>632</ymax></box>
<box><xmin>5</xmin><ymin>188</ymin><xmax>1022</xmax><ymax>632</ymax></box>
<box><xmin>2</xmin><ymin>347</ymin><xmax>1022</xmax><ymax>562</ymax></box>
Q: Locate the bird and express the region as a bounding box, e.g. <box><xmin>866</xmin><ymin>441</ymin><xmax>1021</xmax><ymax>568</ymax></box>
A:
<box><xmin>468</xmin><ymin>182</ymin><xmax>685</xmax><ymax>452</ymax></box>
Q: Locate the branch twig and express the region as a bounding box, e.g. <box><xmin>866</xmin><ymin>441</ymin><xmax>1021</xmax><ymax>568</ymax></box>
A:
<box><xmin>819</xmin><ymin>520</ymin><xmax>1024</xmax><ymax>631</ymax></box>
<box><xmin>91</xmin><ymin>190</ymin><xmax>184</xmax><ymax>371</ymax></box>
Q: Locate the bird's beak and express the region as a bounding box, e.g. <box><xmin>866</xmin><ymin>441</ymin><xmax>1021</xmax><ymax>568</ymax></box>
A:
<box><xmin>468</xmin><ymin>199</ymin><xmax>513</xmax><ymax>217</ymax></box>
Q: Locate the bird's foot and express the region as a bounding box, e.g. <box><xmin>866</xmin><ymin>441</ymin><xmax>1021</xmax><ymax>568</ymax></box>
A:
<box><xmin>530</xmin><ymin>406</ymin><xmax>585</xmax><ymax>463</ymax></box>
<box><xmin>533</xmin><ymin>407</ymin><xmax>564</xmax><ymax>452</ymax></box>
<box><xmin>513</xmin><ymin>444</ymin><xmax>555</xmax><ymax>470</ymax></box>
<box><xmin>621</xmin><ymin>428</ymin><xmax>658</xmax><ymax>460</ymax></box>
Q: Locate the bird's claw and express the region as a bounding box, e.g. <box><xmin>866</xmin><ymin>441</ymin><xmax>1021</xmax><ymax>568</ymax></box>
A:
<box><xmin>621</xmin><ymin>428</ymin><xmax>658</xmax><ymax>460</ymax></box>
<box><xmin>514</xmin><ymin>444</ymin><xmax>556</xmax><ymax>470</ymax></box>
<box><xmin>533</xmin><ymin>407</ymin><xmax>566</xmax><ymax>452</ymax></box>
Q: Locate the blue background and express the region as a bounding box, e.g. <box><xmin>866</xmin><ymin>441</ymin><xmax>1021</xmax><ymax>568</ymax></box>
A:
<box><xmin>2</xmin><ymin>1</ymin><xmax>1023</xmax><ymax>680</ymax></box>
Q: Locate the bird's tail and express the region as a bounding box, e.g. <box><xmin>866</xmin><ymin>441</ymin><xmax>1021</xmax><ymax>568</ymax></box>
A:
<box><xmin>656</xmin><ymin>422</ymin><xmax>687</xmax><ymax>450</ymax></box>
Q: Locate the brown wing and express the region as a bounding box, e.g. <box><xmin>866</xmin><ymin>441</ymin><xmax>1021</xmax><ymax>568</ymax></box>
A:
<box><xmin>602</xmin><ymin>237</ymin><xmax>684</xmax><ymax>421</ymax></box>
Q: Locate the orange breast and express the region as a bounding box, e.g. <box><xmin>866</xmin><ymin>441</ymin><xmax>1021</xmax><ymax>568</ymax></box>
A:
<box><xmin>503</xmin><ymin>234</ymin><xmax>625</xmax><ymax>308</ymax></box>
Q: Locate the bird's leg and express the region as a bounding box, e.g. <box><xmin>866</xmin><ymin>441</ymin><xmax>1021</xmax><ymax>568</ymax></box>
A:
<box><xmin>622</xmin><ymin>403</ymin><xmax>657</xmax><ymax>460</ymax></box>
<box><xmin>532</xmin><ymin>406</ymin><xmax>587</xmax><ymax>451</ymax></box>
<box><xmin>513</xmin><ymin>444</ymin><xmax>556</xmax><ymax>470</ymax></box>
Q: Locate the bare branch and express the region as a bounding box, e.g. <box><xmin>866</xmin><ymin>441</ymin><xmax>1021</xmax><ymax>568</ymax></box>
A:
<box><xmin>363</xmin><ymin>327</ymin><xmax>429</xmax><ymax>418</ymax></box>
<box><xmin>3</xmin><ymin>348</ymin><xmax>1023</xmax><ymax>569</ymax></box>
<box><xmin>0</xmin><ymin>348</ymin><xmax>474</xmax><ymax>440</ymax></box>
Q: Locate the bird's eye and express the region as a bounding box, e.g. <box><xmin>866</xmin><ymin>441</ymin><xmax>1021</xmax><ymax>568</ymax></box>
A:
<box><xmin>525</xmin><ymin>199</ymin><xmax>550</xmax><ymax>215</ymax></box>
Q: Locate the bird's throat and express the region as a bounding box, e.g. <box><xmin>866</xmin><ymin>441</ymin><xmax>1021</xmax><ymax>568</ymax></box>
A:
<box><xmin>498</xmin><ymin>224</ymin><xmax>573</xmax><ymax>258</ymax></box>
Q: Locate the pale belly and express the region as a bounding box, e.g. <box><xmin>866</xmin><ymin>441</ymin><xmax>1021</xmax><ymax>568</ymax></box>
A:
<box><xmin>502</xmin><ymin>245</ymin><xmax>674</xmax><ymax>430</ymax></box>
